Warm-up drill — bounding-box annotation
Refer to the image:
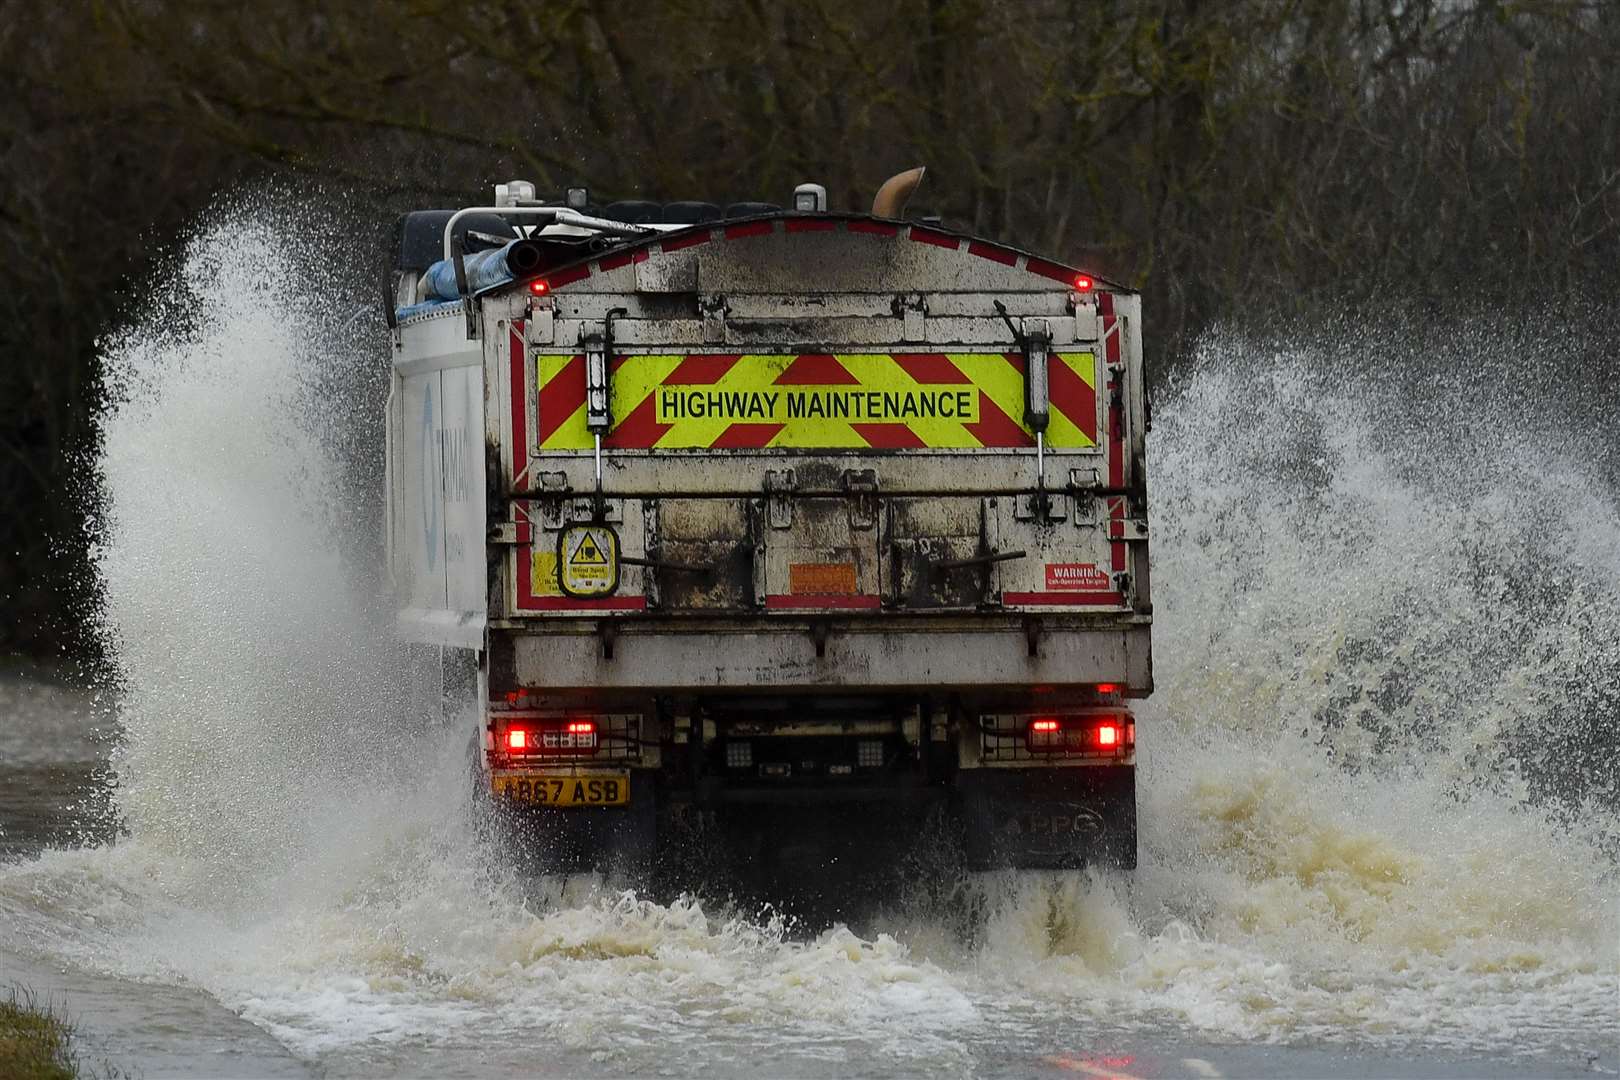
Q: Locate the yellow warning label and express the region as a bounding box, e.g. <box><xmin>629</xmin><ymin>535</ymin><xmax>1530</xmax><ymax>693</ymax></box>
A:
<box><xmin>558</xmin><ymin>525</ymin><xmax>618</xmax><ymax>597</ymax></box>
<box><xmin>530</xmin><ymin>550</ymin><xmax>562</xmax><ymax>596</ymax></box>
<box><xmin>534</xmin><ymin>352</ymin><xmax>1099</xmax><ymax>451</ymax></box>
<box><xmin>654</xmin><ymin>387</ymin><xmax>978</xmax><ymax>425</ymax></box>
<box><xmin>571</xmin><ymin>533</ymin><xmax>608</xmax><ymax>566</ymax></box>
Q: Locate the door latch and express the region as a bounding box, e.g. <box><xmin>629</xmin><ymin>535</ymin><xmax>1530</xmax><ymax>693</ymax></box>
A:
<box><xmin>841</xmin><ymin>468</ymin><xmax>879</xmax><ymax>530</ymax></box>
<box><xmin>765</xmin><ymin>469</ymin><xmax>796</xmax><ymax>529</ymax></box>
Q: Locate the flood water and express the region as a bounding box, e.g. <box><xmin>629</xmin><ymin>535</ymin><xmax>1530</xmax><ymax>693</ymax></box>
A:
<box><xmin>2</xmin><ymin>211</ymin><xmax>1617</xmax><ymax>1078</ymax></box>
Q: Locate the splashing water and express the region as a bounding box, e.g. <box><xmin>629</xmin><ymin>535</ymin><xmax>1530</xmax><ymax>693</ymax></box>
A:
<box><xmin>1</xmin><ymin>210</ymin><xmax>1615</xmax><ymax>1075</ymax></box>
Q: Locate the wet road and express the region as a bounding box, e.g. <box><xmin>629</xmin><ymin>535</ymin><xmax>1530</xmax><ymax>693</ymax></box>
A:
<box><xmin>3</xmin><ymin>666</ymin><xmax>1614</xmax><ymax>1079</ymax></box>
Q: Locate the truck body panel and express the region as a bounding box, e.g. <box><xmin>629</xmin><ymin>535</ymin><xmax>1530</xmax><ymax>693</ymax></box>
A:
<box><xmin>386</xmin><ymin>199</ymin><xmax>1152</xmax><ymax>881</ymax></box>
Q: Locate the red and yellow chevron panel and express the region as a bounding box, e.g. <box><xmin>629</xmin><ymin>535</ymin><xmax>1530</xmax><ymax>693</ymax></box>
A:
<box><xmin>534</xmin><ymin>352</ymin><xmax>1099</xmax><ymax>451</ymax></box>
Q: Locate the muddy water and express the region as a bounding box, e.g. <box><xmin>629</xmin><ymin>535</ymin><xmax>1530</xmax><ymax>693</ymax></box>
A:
<box><xmin>2</xmin><ymin>209</ymin><xmax>1618</xmax><ymax>1078</ymax></box>
<box><xmin>0</xmin><ymin>665</ymin><xmax>124</xmax><ymax>864</ymax></box>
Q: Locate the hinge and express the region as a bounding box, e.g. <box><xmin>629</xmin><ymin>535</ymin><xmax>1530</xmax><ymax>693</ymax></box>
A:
<box><xmin>894</xmin><ymin>293</ymin><xmax>927</xmax><ymax>342</ymax></box>
<box><xmin>701</xmin><ymin>294</ymin><xmax>728</xmax><ymax>343</ymax></box>
<box><xmin>764</xmin><ymin>469</ymin><xmax>795</xmax><ymax>529</ymax></box>
<box><xmin>526</xmin><ymin>296</ymin><xmax>554</xmax><ymax>343</ymax></box>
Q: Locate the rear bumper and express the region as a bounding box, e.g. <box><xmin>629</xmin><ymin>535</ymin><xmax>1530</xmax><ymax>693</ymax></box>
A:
<box><xmin>504</xmin><ymin>620</ymin><xmax>1151</xmax><ymax>692</ymax></box>
<box><xmin>491</xmin><ymin>763</ymin><xmax>1135</xmax><ymax>874</ymax></box>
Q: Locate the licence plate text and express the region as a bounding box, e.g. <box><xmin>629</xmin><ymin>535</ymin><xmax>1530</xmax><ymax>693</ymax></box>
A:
<box><xmin>495</xmin><ymin>773</ymin><xmax>628</xmax><ymax>807</ymax></box>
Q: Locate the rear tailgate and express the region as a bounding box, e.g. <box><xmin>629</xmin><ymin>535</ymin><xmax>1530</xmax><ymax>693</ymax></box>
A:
<box><xmin>488</xmin><ymin>215</ymin><xmax>1147</xmax><ymax>619</ymax></box>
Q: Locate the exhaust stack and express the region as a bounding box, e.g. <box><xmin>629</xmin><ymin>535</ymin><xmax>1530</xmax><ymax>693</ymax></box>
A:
<box><xmin>871</xmin><ymin>167</ymin><xmax>927</xmax><ymax>218</ymax></box>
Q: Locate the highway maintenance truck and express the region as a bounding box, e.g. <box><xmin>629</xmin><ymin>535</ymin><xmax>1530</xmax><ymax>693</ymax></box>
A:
<box><xmin>384</xmin><ymin>173</ymin><xmax>1151</xmax><ymax>885</ymax></box>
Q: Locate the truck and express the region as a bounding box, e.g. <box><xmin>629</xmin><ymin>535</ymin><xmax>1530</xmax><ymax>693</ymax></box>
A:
<box><xmin>383</xmin><ymin>173</ymin><xmax>1151</xmax><ymax>896</ymax></box>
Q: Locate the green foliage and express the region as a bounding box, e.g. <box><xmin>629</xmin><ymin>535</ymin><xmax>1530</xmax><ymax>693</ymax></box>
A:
<box><xmin>1</xmin><ymin>0</ymin><xmax>1616</xmax><ymax>655</ymax></box>
<box><xmin>0</xmin><ymin>989</ymin><xmax>78</xmax><ymax>1080</ymax></box>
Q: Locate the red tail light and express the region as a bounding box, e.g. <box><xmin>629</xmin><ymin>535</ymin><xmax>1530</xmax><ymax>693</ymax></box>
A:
<box><xmin>1025</xmin><ymin>714</ymin><xmax>1133</xmax><ymax>755</ymax></box>
<box><xmin>529</xmin><ymin>279</ymin><xmax>549</xmax><ymax>295</ymax></box>
<box><xmin>502</xmin><ymin>719</ymin><xmax>598</xmax><ymax>757</ymax></box>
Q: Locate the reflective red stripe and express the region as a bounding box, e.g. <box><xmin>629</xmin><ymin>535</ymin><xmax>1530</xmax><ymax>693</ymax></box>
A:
<box><xmin>773</xmin><ymin>354</ymin><xmax>859</xmax><ymax>385</ymax></box>
<box><xmin>1109</xmin><ymin>498</ymin><xmax>1127</xmax><ymax>572</ymax></box>
<box><xmin>661</xmin><ymin>231</ymin><xmax>711</xmax><ymax>252</ymax></box>
<box><xmin>1003</xmin><ymin>591</ymin><xmax>1125</xmax><ymax>607</ymax></box>
<box><xmin>523</xmin><ymin>596</ymin><xmax>648</xmax><ymax>612</ymax></box>
<box><xmin>603</xmin><ymin>395</ymin><xmax>671</xmax><ymax>449</ymax></box>
<box><xmin>967</xmin><ymin>241</ymin><xmax>1017</xmax><ymax>265</ymax></box>
<box><xmin>1024</xmin><ymin>257</ymin><xmax>1073</xmax><ymax>284</ymax></box>
<box><xmin>852</xmin><ymin>423</ymin><xmax>927</xmax><ymax>449</ymax></box>
<box><xmin>662</xmin><ymin>354</ymin><xmax>742</xmax><ymax>385</ymax></box>
<box><xmin>964</xmin><ymin>393</ymin><xmax>1035</xmax><ymax>448</ymax></box>
<box><xmin>536</xmin><ymin>354</ymin><xmax>587</xmax><ymax>446</ymax></box>
<box><xmin>1048</xmin><ymin>354</ymin><xmax>1097</xmax><ymax>442</ymax></box>
<box><xmin>548</xmin><ymin>264</ymin><xmax>591</xmax><ymax>287</ymax></box>
<box><xmin>509</xmin><ymin>324</ymin><xmax>528</xmax><ymax>491</ymax></box>
<box><xmin>891</xmin><ymin>353</ymin><xmax>972</xmax><ymax>384</ymax></box>
<box><xmin>710</xmin><ymin>423</ymin><xmax>783</xmax><ymax>448</ymax></box>
<box><xmin>765</xmin><ymin>594</ymin><xmax>881</xmax><ymax>610</ymax></box>
<box><xmin>909</xmin><ymin>226</ymin><xmax>960</xmax><ymax>249</ymax></box>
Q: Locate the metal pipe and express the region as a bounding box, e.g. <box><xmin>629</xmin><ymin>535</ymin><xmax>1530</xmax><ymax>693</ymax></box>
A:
<box><xmin>871</xmin><ymin>167</ymin><xmax>927</xmax><ymax>218</ymax></box>
<box><xmin>440</xmin><ymin>205</ymin><xmax>679</xmax><ymax>261</ymax></box>
<box><xmin>930</xmin><ymin>549</ymin><xmax>1027</xmax><ymax>572</ymax></box>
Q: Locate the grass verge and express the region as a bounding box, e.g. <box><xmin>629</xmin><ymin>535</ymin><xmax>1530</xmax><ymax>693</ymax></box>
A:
<box><xmin>0</xmin><ymin>984</ymin><xmax>128</xmax><ymax>1080</ymax></box>
<box><xmin>0</xmin><ymin>986</ymin><xmax>77</xmax><ymax>1080</ymax></box>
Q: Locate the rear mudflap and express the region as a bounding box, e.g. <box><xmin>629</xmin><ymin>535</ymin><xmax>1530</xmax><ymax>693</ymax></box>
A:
<box><xmin>498</xmin><ymin>771</ymin><xmax>658</xmax><ymax>877</ymax></box>
<box><xmin>956</xmin><ymin>764</ymin><xmax>1135</xmax><ymax>871</ymax></box>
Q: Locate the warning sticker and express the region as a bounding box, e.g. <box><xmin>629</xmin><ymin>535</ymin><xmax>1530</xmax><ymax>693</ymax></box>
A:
<box><xmin>1045</xmin><ymin>563</ymin><xmax>1112</xmax><ymax>591</ymax></box>
<box><xmin>530</xmin><ymin>550</ymin><xmax>562</xmax><ymax>596</ymax></box>
<box><xmin>789</xmin><ymin>562</ymin><xmax>858</xmax><ymax>595</ymax></box>
<box><xmin>534</xmin><ymin>352</ymin><xmax>1100</xmax><ymax>451</ymax></box>
<box><xmin>655</xmin><ymin>387</ymin><xmax>978</xmax><ymax>424</ymax></box>
<box><xmin>558</xmin><ymin>525</ymin><xmax>619</xmax><ymax>597</ymax></box>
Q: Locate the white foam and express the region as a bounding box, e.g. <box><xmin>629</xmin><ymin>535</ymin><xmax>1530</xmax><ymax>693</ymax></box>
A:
<box><xmin>1</xmin><ymin>212</ymin><xmax>1614</xmax><ymax>1070</ymax></box>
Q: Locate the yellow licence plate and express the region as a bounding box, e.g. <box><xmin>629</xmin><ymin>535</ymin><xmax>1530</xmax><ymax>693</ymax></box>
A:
<box><xmin>494</xmin><ymin>772</ymin><xmax>629</xmax><ymax>807</ymax></box>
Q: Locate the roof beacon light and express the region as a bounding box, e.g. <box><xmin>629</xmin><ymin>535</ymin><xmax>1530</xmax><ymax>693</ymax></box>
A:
<box><xmin>529</xmin><ymin>280</ymin><xmax>549</xmax><ymax>296</ymax></box>
<box><xmin>793</xmin><ymin>183</ymin><xmax>828</xmax><ymax>212</ymax></box>
<box><xmin>496</xmin><ymin>180</ymin><xmax>536</xmax><ymax>208</ymax></box>
<box><xmin>1073</xmin><ymin>275</ymin><xmax>1094</xmax><ymax>292</ymax></box>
